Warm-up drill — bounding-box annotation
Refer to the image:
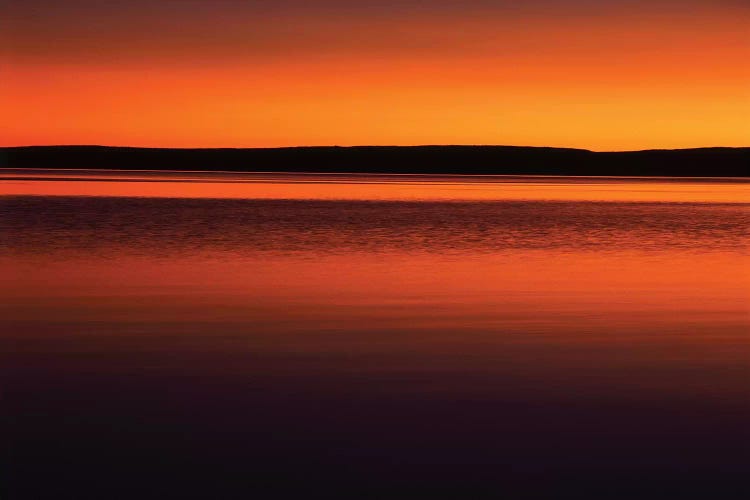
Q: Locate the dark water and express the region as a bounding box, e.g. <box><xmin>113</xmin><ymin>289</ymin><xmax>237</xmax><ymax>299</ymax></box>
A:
<box><xmin>1</xmin><ymin>174</ymin><xmax>749</xmax><ymax>498</ymax></box>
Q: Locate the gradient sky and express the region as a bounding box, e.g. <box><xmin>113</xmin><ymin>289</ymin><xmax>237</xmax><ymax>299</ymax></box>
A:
<box><xmin>2</xmin><ymin>0</ymin><xmax>748</xmax><ymax>150</ymax></box>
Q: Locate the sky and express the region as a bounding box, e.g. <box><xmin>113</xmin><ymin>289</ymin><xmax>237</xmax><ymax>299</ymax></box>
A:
<box><xmin>2</xmin><ymin>0</ymin><xmax>749</xmax><ymax>150</ymax></box>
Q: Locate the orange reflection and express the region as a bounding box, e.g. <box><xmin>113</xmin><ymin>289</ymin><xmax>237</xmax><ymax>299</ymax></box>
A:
<box><xmin>1</xmin><ymin>180</ymin><xmax>748</xmax><ymax>403</ymax></box>
<box><xmin>3</xmin><ymin>249</ymin><xmax>749</xmax><ymax>398</ymax></box>
<box><xmin>1</xmin><ymin>174</ymin><xmax>749</xmax><ymax>203</ymax></box>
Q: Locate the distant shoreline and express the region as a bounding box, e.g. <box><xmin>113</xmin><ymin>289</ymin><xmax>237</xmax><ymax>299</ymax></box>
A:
<box><xmin>2</xmin><ymin>145</ymin><xmax>748</xmax><ymax>177</ymax></box>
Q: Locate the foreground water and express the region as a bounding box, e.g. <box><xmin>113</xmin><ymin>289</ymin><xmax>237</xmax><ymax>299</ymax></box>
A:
<box><xmin>1</xmin><ymin>172</ymin><xmax>749</xmax><ymax>498</ymax></box>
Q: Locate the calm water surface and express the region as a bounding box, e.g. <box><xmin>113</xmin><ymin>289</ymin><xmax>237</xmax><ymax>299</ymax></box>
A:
<box><xmin>2</xmin><ymin>172</ymin><xmax>749</xmax><ymax>498</ymax></box>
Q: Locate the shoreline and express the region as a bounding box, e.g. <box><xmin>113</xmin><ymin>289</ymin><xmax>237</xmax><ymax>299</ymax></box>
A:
<box><xmin>1</xmin><ymin>168</ymin><xmax>748</xmax><ymax>183</ymax></box>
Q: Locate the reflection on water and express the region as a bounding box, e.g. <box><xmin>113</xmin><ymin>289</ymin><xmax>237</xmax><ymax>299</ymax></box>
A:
<box><xmin>1</xmin><ymin>174</ymin><xmax>749</xmax><ymax>498</ymax></box>
<box><xmin>2</xmin><ymin>169</ymin><xmax>748</xmax><ymax>202</ymax></box>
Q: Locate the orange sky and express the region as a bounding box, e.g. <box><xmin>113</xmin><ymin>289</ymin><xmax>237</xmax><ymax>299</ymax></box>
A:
<box><xmin>2</xmin><ymin>1</ymin><xmax>748</xmax><ymax>150</ymax></box>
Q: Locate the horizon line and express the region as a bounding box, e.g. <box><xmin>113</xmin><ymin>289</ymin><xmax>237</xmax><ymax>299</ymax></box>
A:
<box><xmin>3</xmin><ymin>144</ymin><xmax>750</xmax><ymax>154</ymax></box>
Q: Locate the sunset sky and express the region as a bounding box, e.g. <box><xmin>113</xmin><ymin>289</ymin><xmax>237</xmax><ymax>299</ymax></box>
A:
<box><xmin>2</xmin><ymin>0</ymin><xmax>748</xmax><ymax>150</ymax></box>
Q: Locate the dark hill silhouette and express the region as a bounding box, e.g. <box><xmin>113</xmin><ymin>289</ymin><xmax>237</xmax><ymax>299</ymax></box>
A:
<box><xmin>1</xmin><ymin>145</ymin><xmax>748</xmax><ymax>177</ymax></box>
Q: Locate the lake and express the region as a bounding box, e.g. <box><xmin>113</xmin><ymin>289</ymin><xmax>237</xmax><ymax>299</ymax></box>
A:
<box><xmin>2</xmin><ymin>171</ymin><xmax>749</xmax><ymax>498</ymax></box>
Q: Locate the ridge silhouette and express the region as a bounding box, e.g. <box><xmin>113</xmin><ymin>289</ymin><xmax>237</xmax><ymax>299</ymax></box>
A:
<box><xmin>2</xmin><ymin>145</ymin><xmax>748</xmax><ymax>177</ymax></box>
